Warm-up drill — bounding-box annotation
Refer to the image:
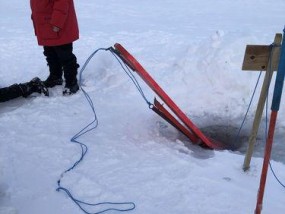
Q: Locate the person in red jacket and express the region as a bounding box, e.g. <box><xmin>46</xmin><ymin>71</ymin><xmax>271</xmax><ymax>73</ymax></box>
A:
<box><xmin>30</xmin><ymin>0</ymin><xmax>80</xmax><ymax>95</ymax></box>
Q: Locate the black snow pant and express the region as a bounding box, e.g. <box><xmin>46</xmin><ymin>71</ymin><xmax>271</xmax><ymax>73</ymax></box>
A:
<box><xmin>43</xmin><ymin>43</ymin><xmax>78</xmax><ymax>86</ymax></box>
<box><xmin>0</xmin><ymin>78</ymin><xmax>48</xmax><ymax>102</ymax></box>
<box><xmin>0</xmin><ymin>84</ymin><xmax>24</xmax><ymax>102</ymax></box>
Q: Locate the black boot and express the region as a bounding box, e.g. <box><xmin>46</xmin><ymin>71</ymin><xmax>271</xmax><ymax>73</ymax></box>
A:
<box><xmin>43</xmin><ymin>47</ymin><xmax>64</xmax><ymax>88</ymax></box>
<box><xmin>62</xmin><ymin>60</ymin><xmax>79</xmax><ymax>95</ymax></box>
<box><xmin>43</xmin><ymin>74</ymin><xmax>63</xmax><ymax>88</ymax></box>
<box><xmin>43</xmin><ymin>63</ymin><xmax>63</xmax><ymax>88</ymax></box>
<box><xmin>62</xmin><ymin>80</ymin><xmax>79</xmax><ymax>95</ymax></box>
<box><xmin>19</xmin><ymin>77</ymin><xmax>49</xmax><ymax>97</ymax></box>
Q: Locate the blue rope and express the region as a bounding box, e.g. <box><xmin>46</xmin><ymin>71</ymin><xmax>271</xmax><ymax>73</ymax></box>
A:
<box><xmin>56</xmin><ymin>47</ymin><xmax>135</xmax><ymax>214</ymax></box>
<box><xmin>236</xmin><ymin>71</ymin><xmax>262</xmax><ymax>139</ymax></box>
<box><xmin>109</xmin><ymin>49</ymin><xmax>152</xmax><ymax>107</ymax></box>
<box><xmin>269</xmin><ymin>163</ymin><xmax>285</xmax><ymax>188</ymax></box>
<box><xmin>265</xmin><ymin>94</ymin><xmax>285</xmax><ymax>189</ymax></box>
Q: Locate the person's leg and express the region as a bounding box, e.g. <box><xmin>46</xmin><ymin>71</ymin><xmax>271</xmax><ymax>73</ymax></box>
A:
<box><xmin>0</xmin><ymin>78</ymin><xmax>49</xmax><ymax>103</ymax></box>
<box><xmin>43</xmin><ymin>46</ymin><xmax>63</xmax><ymax>87</ymax></box>
<box><xmin>53</xmin><ymin>43</ymin><xmax>79</xmax><ymax>95</ymax></box>
<box><xmin>20</xmin><ymin>77</ymin><xmax>49</xmax><ymax>97</ymax></box>
<box><xmin>0</xmin><ymin>84</ymin><xmax>23</xmax><ymax>102</ymax></box>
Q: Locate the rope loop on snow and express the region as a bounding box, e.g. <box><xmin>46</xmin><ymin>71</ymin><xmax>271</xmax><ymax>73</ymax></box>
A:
<box><xmin>56</xmin><ymin>187</ymin><xmax>135</xmax><ymax>214</ymax></box>
<box><xmin>57</xmin><ymin>47</ymin><xmax>137</xmax><ymax>214</ymax></box>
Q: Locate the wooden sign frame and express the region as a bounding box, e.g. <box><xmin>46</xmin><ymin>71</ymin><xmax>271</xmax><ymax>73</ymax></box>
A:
<box><xmin>242</xmin><ymin>44</ymin><xmax>281</xmax><ymax>71</ymax></box>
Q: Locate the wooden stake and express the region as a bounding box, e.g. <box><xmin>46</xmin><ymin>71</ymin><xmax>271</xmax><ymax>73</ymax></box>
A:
<box><xmin>243</xmin><ymin>34</ymin><xmax>282</xmax><ymax>171</ymax></box>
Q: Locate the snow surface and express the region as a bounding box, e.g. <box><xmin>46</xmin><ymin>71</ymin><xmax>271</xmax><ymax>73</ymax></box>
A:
<box><xmin>1</xmin><ymin>0</ymin><xmax>285</xmax><ymax>213</ymax></box>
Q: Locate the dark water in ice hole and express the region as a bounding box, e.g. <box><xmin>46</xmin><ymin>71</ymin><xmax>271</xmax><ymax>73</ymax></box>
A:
<box><xmin>157</xmin><ymin>117</ymin><xmax>285</xmax><ymax>165</ymax></box>
<box><xmin>200</xmin><ymin>124</ymin><xmax>285</xmax><ymax>165</ymax></box>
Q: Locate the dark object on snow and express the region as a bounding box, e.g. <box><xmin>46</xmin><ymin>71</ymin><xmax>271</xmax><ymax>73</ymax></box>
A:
<box><xmin>0</xmin><ymin>77</ymin><xmax>49</xmax><ymax>102</ymax></box>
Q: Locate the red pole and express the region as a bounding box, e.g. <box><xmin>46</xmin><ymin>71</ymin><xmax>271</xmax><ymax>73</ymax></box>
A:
<box><xmin>255</xmin><ymin>28</ymin><xmax>285</xmax><ymax>213</ymax></box>
<box><xmin>255</xmin><ymin>111</ymin><xmax>277</xmax><ymax>214</ymax></box>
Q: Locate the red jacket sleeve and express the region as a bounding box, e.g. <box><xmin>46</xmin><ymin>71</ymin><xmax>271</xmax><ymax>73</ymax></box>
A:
<box><xmin>50</xmin><ymin>0</ymin><xmax>70</xmax><ymax>29</ymax></box>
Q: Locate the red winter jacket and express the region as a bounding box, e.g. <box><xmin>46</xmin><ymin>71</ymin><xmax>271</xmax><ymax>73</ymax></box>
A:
<box><xmin>30</xmin><ymin>0</ymin><xmax>79</xmax><ymax>46</ymax></box>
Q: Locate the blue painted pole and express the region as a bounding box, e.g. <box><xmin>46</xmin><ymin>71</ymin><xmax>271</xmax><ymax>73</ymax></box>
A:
<box><xmin>271</xmin><ymin>29</ymin><xmax>285</xmax><ymax>111</ymax></box>
<box><xmin>255</xmin><ymin>27</ymin><xmax>285</xmax><ymax>214</ymax></box>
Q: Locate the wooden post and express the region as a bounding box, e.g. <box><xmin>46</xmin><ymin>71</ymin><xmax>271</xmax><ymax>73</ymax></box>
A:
<box><xmin>242</xmin><ymin>34</ymin><xmax>282</xmax><ymax>171</ymax></box>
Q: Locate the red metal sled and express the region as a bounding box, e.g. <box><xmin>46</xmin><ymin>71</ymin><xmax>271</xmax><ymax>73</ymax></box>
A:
<box><xmin>113</xmin><ymin>43</ymin><xmax>223</xmax><ymax>149</ymax></box>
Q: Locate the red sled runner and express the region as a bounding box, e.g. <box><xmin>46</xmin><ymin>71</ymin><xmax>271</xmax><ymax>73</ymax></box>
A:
<box><xmin>113</xmin><ymin>43</ymin><xmax>223</xmax><ymax>149</ymax></box>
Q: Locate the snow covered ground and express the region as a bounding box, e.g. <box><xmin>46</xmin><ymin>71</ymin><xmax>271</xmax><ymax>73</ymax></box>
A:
<box><xmin>0</xmin><ymin>0</ymin><xmax>285</xmax><ymax>213</ymax></box>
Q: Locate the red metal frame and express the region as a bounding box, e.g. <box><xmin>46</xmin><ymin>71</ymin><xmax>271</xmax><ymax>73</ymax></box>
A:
<box><xmin>114</xmin><ymin>43</ymin><xmax>223</xmax><ymax>149</ymax></box>
<box><xmin>152</xmin><ymin>98</ymin><xmax>199</xmax><ymax>143</ymax></box>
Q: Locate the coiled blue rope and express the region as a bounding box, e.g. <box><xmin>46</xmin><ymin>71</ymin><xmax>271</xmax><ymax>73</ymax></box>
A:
<box><xmin>56</xmin><ymin>47</ymin><xmax>136</xmax><ymax>214</ymax></box>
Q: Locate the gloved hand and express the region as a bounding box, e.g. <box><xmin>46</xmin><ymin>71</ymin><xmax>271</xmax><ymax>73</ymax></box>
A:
<box><xmin>52</xmin><ymin>26</ymin><xmax>60</xmax><ymax>32</ymax></box>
